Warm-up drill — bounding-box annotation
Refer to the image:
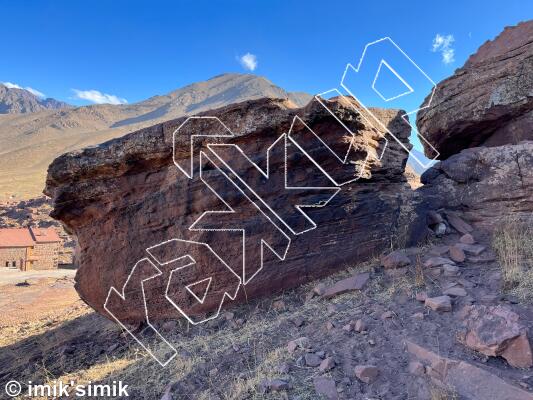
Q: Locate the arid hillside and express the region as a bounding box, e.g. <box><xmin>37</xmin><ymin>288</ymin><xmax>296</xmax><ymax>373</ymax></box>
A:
<box><xmin>0</xmin><ymin>74</ymin><xmax>311</xmax><ymax>200</ymax></box>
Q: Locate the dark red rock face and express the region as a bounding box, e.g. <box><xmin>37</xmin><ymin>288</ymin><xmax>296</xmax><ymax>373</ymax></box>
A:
<box><xmin>417</xmin><ymin>21</ymin><xmax>533</xmax><ymax>159</ymax></box>
<box><xmin>45</xmin><ymin>97</ymin><xmax>419</xmax><ymax>323</ymax></box>
<box><xmin>419</xmin><ymin>141</ymin><xmax>533</xmax><ymax>230</ymax></box>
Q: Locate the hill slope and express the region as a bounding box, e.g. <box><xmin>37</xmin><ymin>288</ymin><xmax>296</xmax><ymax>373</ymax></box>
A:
<box><xmin>0</xmin><ymin>74</ymin><xmax>311</xmax><ymax>200</ymax></box>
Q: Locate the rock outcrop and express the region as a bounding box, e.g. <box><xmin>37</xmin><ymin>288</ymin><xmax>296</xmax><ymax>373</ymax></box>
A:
<box><xmin>419</xmin><ymin>141</ymin><xmax>533</xmax><ymax>229</ymax></box>
<box><xmin>417</xmin><ymin>21</ymin><xmax>533</xmax><ymax>159</ymax></box>
<box><xmin>45</xmin><ymin>96</ymin><xmax>418</xmax><ymax>322</ymax></box>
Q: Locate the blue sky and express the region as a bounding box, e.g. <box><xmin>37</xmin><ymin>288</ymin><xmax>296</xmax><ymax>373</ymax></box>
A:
<box><xmin>0</xmin><ymin>0</ymin><xmax>531</xmax><ymax>150</ymax></box>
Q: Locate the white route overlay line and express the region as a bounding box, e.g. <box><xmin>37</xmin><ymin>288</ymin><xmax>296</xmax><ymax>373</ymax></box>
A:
<box><xmin>150</xmin><ymin>238</ymin><xmax>242</xmax><ymax>325</ymax></box>
<box><xmin>207</xmin><ymin>132</ymin><xmax>340</xmax><ymax>236</ymax></box>
<box><xmin>173</xmin><ymin>116</ymin><xmax>235</xmax><ymax>179</ymax></box>
<box><xmin>104</xmin><ymin>258</ymin><xmax>178</xmax><ymax>367</ymax></box>
<box><xmin>103</xmin><ymin>36</ymin><xmax>444</xmax><ymax>367</ymax></box>
<box><xmin>192</xmin><ymin>150</ymin><xmax>292</xmax><ymax>284</ymax></box>
<box><xmin>372</xmin><ymin>59</ymin><xmax>414</xmax><ymax>102</ymax></box>
<box><xmin>340</xmin><ymin>36</ymin><xmax>440</xmax><ymax>169</ymax></box>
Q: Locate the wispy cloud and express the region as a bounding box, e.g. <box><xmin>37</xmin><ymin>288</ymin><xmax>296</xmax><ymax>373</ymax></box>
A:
<box><xmin>72</xmin><ymin>89</ymin><xmax>127</xmax><ymax>105</ymax></box>
<box><xmin>431</xmin><ymin>34</ymin><xmax>455</xmax><ymax>65</ymax></box>
<box><xmin>238</xmin><ymin>53</ymin><xmax>258</xmax><ymax>71</ymax></box>
<box><xmin>2</xmin><ymin>81</ymin><xmax>46</xmax><ymax>98</ymax></box>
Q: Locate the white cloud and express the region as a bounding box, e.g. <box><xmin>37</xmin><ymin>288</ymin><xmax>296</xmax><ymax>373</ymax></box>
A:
<box><xmin>431</xmin><ymin>34</ymin><xmax>455</xmax><ymax>65</ymax></box>
<box><xmin>72</xmin><ymin>89</ymin><xmax>127</xmax><ymax>105</ymax></box>
<box><xmin>2</xmin><ymin>81</ymin><xmax>46</xmax><ymax>98</ymax></box>
<box><xmin>238</xmin><ymin>53</ymin><xmax>258</xmax><ymax>71</ymax></box>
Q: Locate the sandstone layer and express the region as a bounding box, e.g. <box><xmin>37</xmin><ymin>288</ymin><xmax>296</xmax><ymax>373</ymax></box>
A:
<box><xmin>417</xmin><ymin>21</ymin><xmax>533</xmax><ymax>159</ymax></box>
<box><xmin>45</xmin><ymin>97</ymin><xmax>418</xmax><ymax>322</ymax></box>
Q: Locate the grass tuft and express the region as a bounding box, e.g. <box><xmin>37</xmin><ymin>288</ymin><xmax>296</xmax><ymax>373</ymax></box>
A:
<box><xmin>493</xmin><ymin>216</ymin><xmax>533</xmax><ymax>302</ymax></box>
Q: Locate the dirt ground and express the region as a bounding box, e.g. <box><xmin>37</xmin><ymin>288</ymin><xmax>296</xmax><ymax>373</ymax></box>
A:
<box><xmin>0</xmin><ymin>226</ymin><xmax>532</xmax><ymax>400</ymax></box>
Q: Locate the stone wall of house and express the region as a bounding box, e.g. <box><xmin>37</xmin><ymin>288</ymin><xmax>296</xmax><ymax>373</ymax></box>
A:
<box><xmin>32</xmin><ymin>242</ymin><xmax>59</xmax><ymax>270</ymax></box>
<box><xmin>0</xmin><ymin>247</ymin><xmax>27</xmax><ymax>269</ymax></box>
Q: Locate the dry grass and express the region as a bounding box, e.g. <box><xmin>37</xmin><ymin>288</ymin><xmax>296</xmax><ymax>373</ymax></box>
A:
<box><xmin>493</xmin><ymin>217</ymin><xmax>533</xmax><ymax>302</ymax></box>
<box><xmin>430</xmin><ymin>384</ymin><xmax>459</xmax><ymax>400</ymax></box>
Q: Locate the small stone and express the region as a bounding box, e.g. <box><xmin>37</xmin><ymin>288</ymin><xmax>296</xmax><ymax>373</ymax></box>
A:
<box><xmin>408</xmin><ymin>361</ymin><xmax>425</xmax><ymax>376</ymax></box>
<box><xmin>449</xmin><ymin>245</ymin><xmax>466</xmax><ymax>262</ymax></box>
<box><xmin>354</xmin><ymin>365</ymin><xmax>379</xmax><ymax>384</ymax></box>
<box><xmin>313</xmin><ymin>377</ymin><xmax>338</xmax><ymax>400</ymax></box>
<box><xmin>443</xmin><ymin>264</ymin><xmax>460</xmax><ymax>277</ymax></box>
<box><xmin>342</xmin><ymin>322</ymin><xmax>354</xmax><ymax>332</ymax></box>
<box><xmin>305</xmin><ymin>353</ymin><xmax>322</xmax><ymax>367</ymax></box>
<box><xmin>224</xmin><ymin>312</ymin><xmax>235</xmax><ymax>320</ymax></box>
<box><xmin>501</xmin><ymin>333</ymin><xmax>533</xmax><ymax>369</ymax></box>
<box><xmin>460</xmin><ymin>233</ymin><xmax>475</xmax><ymax>244</ymax></box>
<box><xmin>415</xmin><ymin>291</ymin><xmax>427</xmax><ymax>302</ymax></box>
<box><xmin>368</xmin><ymin>339</ymin><xmax>376</xmax><ymax>346</ymax></box>
<box><xmin>445</xmin><ymin>213</ymin><xmax>473</xmax><ymax>235</ymax></box>
<box><xmin>314</xmin><ymin>283</ymin><xmax>327</xmax><ymax>296</ymax></box>
<box><xmin>425</xmin><ymin>296</ymin><xmax>452</xmax><ymax>312</ymax></box>
<box><xmin>319</xmin><ymin>356</ymin><xmax>336</xmax><ymax>372</ymax></box>
<box><xmin>381</xmin><ymin>250</ymin><xmax>411</xmax><ymax>269</ymax></box>
<box><xmin>354</xmin><ymin>319</ymin><xmax>366</xmax><ymax>333</ymax></box>
<box><xmin>322</xmin><ymin>273</ymin><xmax>370</xmax><ymax>299</ymax></box>
<box><xmin>381</xmin><ymin>311</ymin><xmax>393</xmax><ymax>319</ymax></box>
<box><xmin>455</xmin><ymin>243</ymin><xmax>486</xmax><ymax>256</ymax></box>
<box><xmin>443</xmin><ymin>286</ymin><xmax>467</xmax><ymax>297</ymax></box>
<box><xmin>272</xmin><ymin>300</ymin><xmax>286</xmax><ymax>311</ymax></box>
<box><xmin>434</xmin><ymin>222</ymin><xmax>447</xmax><ymax>237</ymax></box>
<box><xmin>412</xmin><ymin>312</ymin><xmax>424</xmax><ymax>320</ymax></box>
<box><xmin>424</xmin><ymin>257</ymin><xmax>455</xmax><ymax>268</ymax></box>
<box><xmin>292</xmin><ymin>317</ymin><xmax>305</xmax><ymax>327</ymax></box>
<box><xmin>287</xmin><ymin>337</ymin><xmax>309</xmax><ymax>353</ymax></box>
<box><xmin>326</xmin><ymin>321</ymin><xmax>336</xmax><ymax>331</ymax></box>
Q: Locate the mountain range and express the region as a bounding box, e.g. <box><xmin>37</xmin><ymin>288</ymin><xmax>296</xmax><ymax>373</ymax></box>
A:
<box><xmin>0</xmin><ymin>84</ymin><xmax>70</xmax><ymax>114</ymax></box>
<box><xmin>0</xmin><ymin>74</ymin><xmax>312</xmax><ymax>200</ymax></box>
<box><xmin>0</xmin><ymin>73</ymin><xmax>425</xmax><ymax>200</ymax></box>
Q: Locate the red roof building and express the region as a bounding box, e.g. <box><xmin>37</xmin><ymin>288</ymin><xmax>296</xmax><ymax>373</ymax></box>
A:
<box><xmin>0</xmin><ymin>227</ymin><xmax>62</xmax><ymax>270</ymax></box>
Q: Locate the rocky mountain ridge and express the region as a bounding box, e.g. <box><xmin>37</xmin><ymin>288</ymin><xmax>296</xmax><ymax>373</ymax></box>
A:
<box><xmin>0</xmin><ymin>83</ymin><xmax>70</xmax><ymax>114</ymax></box>
<box><xmin>0</xmin><ymin>73</ymin><xmax>312</xmax><ymax>200</ymax></box>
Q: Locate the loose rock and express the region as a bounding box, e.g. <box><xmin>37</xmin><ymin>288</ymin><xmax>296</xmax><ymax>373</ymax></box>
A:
<box><xmin>354</xmin><ymin>365</ymin><xmax>379</xmax><ymax>384</ymax></box>
<box><xmin>381</xmin><ymin>250</ymin><xmax>410</xmax><ymax>269</ymax></box>
<box><xmin>460</xmin><ymin>233</ymin><xmax>475</xmax><ymax>244</ymax></box>
<box><xmin>322</xmin><ymin>273</ymin><xmax>370</xmax><ymax>299</ymax></box>
<box><xmin>425</xmin><ymin>296</ymin><xmax>452</xmax><ymax>312</ymax></box>
<box><xmin>319</xmin><ymin>356</ymin><xmax>336</xmax><ymax>372</ymax></box>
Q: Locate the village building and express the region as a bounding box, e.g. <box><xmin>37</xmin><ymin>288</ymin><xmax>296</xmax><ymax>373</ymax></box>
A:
<box><xmin>0</xmin><ymin>227</ymin><xmax>61</xmax><ymax>270</ymax></box>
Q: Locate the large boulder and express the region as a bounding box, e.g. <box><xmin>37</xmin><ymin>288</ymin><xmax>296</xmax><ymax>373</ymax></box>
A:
<box><xmin>419</xmin><ymin>141</ymin><xmax>532</xmax><ymax>230</ymax></box>
<box><xmin>45</xmin><ymin>96</ymin><xmax>419</xmax><ymax>323</ymax></box>
<box><xmin>417</xmin><ymin>21</ymin><xmax>533</xmax><ymax>159</ymax></box>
